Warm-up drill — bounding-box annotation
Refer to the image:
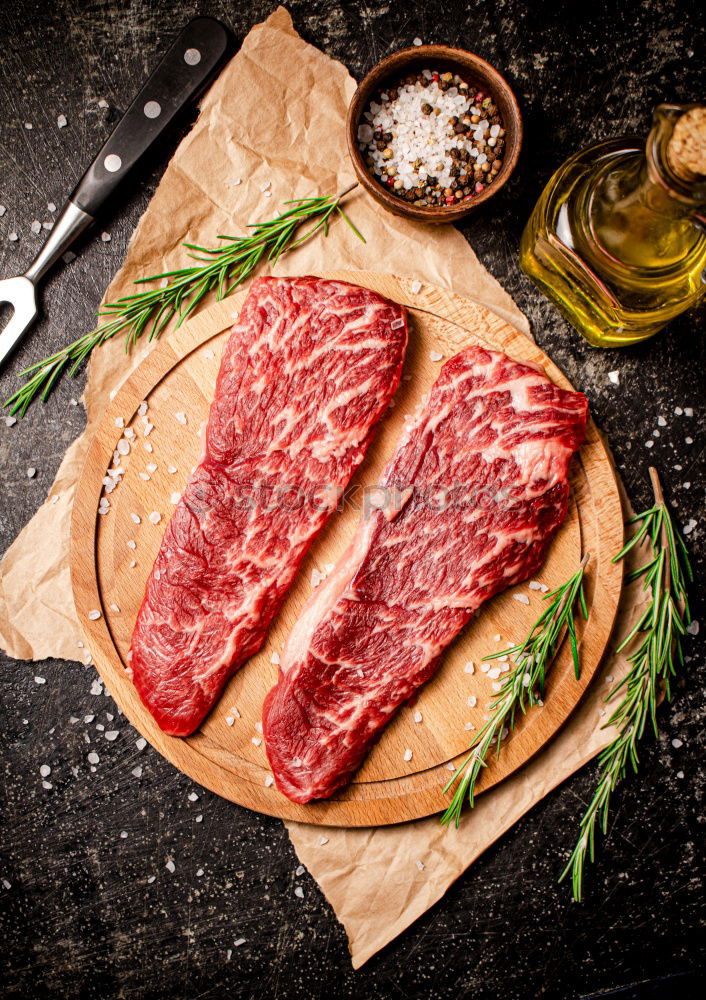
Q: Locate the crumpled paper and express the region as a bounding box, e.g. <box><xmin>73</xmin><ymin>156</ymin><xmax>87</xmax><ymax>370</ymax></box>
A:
<box><xmin>0</xmin><ymin>6</ymin><xmax>642</xmax><ymax>969</ymax></box>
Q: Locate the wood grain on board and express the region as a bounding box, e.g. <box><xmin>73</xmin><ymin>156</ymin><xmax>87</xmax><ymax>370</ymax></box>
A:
<box><xmin>71</xmin><ymin>272</ymin><xmax>623</xmax><ymax>827</ymax></box>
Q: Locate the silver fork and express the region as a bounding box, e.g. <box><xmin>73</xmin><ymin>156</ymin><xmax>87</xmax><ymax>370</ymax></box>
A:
<box><xmin>0</xmin><ymin>16</ymin><xmax>229</xmax><ymax>371</ymax></box>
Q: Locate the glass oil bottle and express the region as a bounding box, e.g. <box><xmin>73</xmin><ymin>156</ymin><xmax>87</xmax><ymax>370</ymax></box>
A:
<box><xmin>520</xmin><ymin>104</ymin><xmax>706</xmax><ymax>347</ymax></box>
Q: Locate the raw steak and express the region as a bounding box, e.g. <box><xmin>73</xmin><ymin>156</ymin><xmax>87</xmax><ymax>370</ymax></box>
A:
<box><xmin>263</xmin><ymin>344</ymin><xmax>587</xmax><ymax>803</ymax></box>
<box><xmin>129</xmin><ymin>276</ymin><xmax>408</xmax><ymax>736</ymax></box>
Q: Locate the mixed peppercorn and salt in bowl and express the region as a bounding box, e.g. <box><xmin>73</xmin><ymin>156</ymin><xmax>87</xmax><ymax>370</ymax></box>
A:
<box><xmin>346</xmin><ymin>46</ymin><xmax>522</xmax><ymax>222</ymax></box>
<box><xmin>358</xmin><ymin>69</ymin><xmax>506</xmax><ymax>208</ymax></box>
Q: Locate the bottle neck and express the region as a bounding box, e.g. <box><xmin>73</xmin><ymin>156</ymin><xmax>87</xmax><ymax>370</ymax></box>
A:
<box><xmin>646</xmin><ymin>103</ymin><xmax>706</xmax><ymax>218</ymax></box>
<box><xmin>588</xmin><ymin>106</ymin><xmax>706</xmax><ymax>270</ymax></box>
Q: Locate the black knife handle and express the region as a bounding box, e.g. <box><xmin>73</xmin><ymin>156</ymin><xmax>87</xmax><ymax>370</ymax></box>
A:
<box><xmin>70</xmin><ymin>17</ymin><xmax>230</xmax><ymax>217</ymax></box>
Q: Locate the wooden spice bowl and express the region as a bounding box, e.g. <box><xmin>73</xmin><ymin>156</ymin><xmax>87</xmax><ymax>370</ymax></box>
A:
<box><xmin>346</xmin><ymin>45</ymin><xmax>523</xmax><ymax>223</ymax></box>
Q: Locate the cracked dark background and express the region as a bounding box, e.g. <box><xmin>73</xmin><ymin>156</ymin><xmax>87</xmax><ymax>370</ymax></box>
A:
<box><xmin>0</xmin><ymin>1</ymin><xmax>704</xmax><ymax>998</ymax></box>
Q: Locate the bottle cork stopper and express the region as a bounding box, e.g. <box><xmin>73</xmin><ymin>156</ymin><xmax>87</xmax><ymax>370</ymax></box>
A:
<box><xmin>667</xmin><ymin>106</ymin><xmax>706</xmax><ymax>181</ymax></box>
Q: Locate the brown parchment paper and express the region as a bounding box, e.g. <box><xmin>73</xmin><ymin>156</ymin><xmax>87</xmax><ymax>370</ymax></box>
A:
<box><xmin>0</xmin><ymin>6</ymin><xmax>644</xmax><ymax>969</ymax></box>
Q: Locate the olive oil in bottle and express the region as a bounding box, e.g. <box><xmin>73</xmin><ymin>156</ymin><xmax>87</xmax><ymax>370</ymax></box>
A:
<box><xmin>520</xmin><ymin>104</ymin><xmax>706</xmax><ymax>347</ymax></box>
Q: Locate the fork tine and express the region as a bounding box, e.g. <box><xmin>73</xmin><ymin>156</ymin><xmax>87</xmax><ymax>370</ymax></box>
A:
<box><xmin>0</xmin><ymin>277</ymin><xmax>38</xmax><ymax>369</ymax></box>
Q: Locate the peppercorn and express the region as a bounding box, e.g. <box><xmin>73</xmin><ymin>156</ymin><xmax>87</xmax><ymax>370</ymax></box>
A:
<box><xmin>359</xmin><ymin>65</ymin><xmax>506</xmax><ymax>209</ymax></box>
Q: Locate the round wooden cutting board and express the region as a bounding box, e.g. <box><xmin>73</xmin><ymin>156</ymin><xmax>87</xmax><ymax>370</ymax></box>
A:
<box><xmin>71</xmin><ymin>271</ymin><xmax>623</xmax><ymax>827</ymax></box>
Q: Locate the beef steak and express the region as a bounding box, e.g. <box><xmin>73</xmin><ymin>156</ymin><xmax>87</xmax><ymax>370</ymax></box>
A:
<box><xmin>129</xmin><ymin>276</ymin><xmax>408</xmax><ymax>736</ymax></box>
<box><xmin>262</xmin><ymin>344</ymin><xmax>587</xmax><ymax>802</ymax></box>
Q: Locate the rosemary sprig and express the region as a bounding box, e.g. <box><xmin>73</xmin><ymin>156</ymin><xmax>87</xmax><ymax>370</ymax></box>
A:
<box><xmin>4</xmin><ymin>184</ymin><xmax>364</xmax><ymax>417</ymax></box>
<box><xmin>560</xmin><ymin>468</ymin><xmax>692</xmax><ymax>901</ymax></box>
<box><xmin>441</xmin><ymin>554</ymin><xmax>590</xmax><ymax>828</ymax></box>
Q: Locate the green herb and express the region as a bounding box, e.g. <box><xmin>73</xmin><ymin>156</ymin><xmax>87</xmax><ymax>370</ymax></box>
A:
<box><xmin>4</xmin><ymin>184</ymin><xmax>364</xmax><ymax>417</ymax></box>
<box><xmin>441</xmin><ymin>554</ymin><xmax>590</xmax><ymax>828</ymax></box>
<box><xmin>560</xmin><ymin>468</ymin><xmax>692</xmax><ymax>902</ymax></box>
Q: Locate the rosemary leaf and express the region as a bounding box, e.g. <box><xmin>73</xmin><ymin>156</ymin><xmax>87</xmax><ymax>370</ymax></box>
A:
<box><xmin>4</xmin><ymin>183</ymin><xmax>363</xmax><ymax>417</ymax></box>
<box><xmin>559</xmin><ymin>468</ymin><xmax>693</xmax><ymax>901</ymax></box>
<box><xmin>441</xmin><ymin>554</ymin><xmax>590</xmax><ymax>828</ymax></box>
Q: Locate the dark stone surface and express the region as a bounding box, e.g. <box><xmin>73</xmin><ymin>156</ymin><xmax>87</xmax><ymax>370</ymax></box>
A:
<box><xmin>0</xmin><ymin>1</ymin><xmax>704</xmax><ymax>997</ymax></box>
